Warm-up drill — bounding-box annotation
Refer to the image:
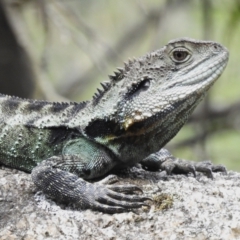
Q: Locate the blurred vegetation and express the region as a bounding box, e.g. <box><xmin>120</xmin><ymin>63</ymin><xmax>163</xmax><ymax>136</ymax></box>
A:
<box><xmin>1</xmin><ymin>0</ymin><xmax>240</xmax><ymax>170</ymax></box>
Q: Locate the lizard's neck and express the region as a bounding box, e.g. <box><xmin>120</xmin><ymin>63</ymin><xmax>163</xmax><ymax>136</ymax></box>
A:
<box><xmin>81</xmin><ymin>92</ymin><xmax>202</xmax><ymax>163</ymax></box>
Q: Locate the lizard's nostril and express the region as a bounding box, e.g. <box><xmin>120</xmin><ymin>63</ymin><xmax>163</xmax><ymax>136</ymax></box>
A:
<box><xmin>213</xmin><ymin>43</ymin><xmax>220</xmax><ymax>52</ymax></box>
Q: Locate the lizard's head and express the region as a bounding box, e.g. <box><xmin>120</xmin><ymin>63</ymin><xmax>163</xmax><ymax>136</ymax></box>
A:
<box><xmin>86</xmin><ymin>38</ymin><xmax>228</xmax><ymax>145</ymax></box>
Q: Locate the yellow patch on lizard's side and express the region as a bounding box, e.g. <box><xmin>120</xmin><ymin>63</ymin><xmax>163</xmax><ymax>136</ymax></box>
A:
<box><xmin>123</xmin><ymin>111</ymin><xmax>143</xmax><ymax>130</ymax></box>
<box><xmin>123</xmin><ymin>118</ymin><xmax>134</xmax><ymax>130</ymax></box>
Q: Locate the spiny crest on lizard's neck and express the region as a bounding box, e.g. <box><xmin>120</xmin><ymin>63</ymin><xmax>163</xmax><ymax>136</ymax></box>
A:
<box><xmin>91</xmin><ymin>52</ymin><xmax>162</xmax><ymax>105</ymax></box>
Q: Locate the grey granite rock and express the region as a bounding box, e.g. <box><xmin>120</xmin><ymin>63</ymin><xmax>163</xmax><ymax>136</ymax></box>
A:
<box><xmin>0</xmin><ymin>166</ymin><xmax>240</xmax><ymax>240</ymax></box>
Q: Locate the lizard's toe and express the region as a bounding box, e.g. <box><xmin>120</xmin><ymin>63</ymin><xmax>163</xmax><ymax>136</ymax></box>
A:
<box><xmin>211</xmin><ymin>164</ymin><xmax>227</xmax><ymax>174</ymax></box>
<box><xmin>107</xmin><ymin>189</ymin><xmax>151</xmax><ymax>202</ymax></box>
<box><xmin>98</xmin><ymin>174</ymin><xmax>119</xmax><ymax>185</ymax></box>
<box><xmin>195</xmin><ymin>161</ymin><xmax>227</xmax><ymax>178</ymax></box>
<box><xmin>161</xmin><ymin>159</ymin><xmax>197</xmax><ymax>177</ymax></box>
<box><xmin>83</xmin><ymin>182</ymin><xmax>150</xmax><ymax>213</ymax></box>
<box><xmin>108</xmin><ymin>184</ymin><xmax>143</xmax><ymax>194</ymax></box>
<box><xmin>90</xmin><ymin>202</ymin><xmax>128</xmax><ymax>214</ymax></box>
<box><xmin>98</xmin><ymin>194</ymin><xmax>150</xmax><ymax>209</ymax></box>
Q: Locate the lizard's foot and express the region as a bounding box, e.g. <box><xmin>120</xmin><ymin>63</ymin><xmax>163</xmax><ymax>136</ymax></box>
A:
<box><xmin>160</xmin><ymin>159</ymin><xmax>226</xmax><ymax>179</ymax></box>
<box><xmin>32</xmin><ymin>161</ymin><xmax>151</xmax><ymax>214</ymax></box>
<box><xmin>141</xmin><ymin>149</ymin><xmax>227</xmax><ymax>179</ymax></box>
<box><xmin>87</xmin><ymin>175</ymin><xmax>150</xmax><ymax>213</ymax></box>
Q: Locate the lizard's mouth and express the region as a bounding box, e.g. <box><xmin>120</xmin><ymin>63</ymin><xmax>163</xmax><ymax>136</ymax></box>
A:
<box><xmin>182</xmin><ymin>51</ymin><xmax>228</xmax><ymax>87</ymax></box>
<box><xmin>163</xmin><ymin>51</ymin><xmax>229</xmax><ymax>93</ymax></box>
<box><xmin>123</xmin><ymin>94</ymin><xmax>198</xmax><ymax>136</ymax></box>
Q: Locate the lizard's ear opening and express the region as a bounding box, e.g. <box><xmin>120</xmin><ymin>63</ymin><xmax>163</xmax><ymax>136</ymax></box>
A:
<box><xmin>126</xmin><ymin>77</ymin><xmax>152</xmax><ymax>98</ymax></box>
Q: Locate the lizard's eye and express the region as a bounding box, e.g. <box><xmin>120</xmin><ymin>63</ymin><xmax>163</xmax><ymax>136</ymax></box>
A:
<box><xmin>171</xmin><ymin>48</ymin><xmax>190</xmax><ymax>63</ymax></box>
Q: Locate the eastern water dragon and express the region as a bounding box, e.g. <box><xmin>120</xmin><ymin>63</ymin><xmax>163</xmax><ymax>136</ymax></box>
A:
<box><xmin>0</xmin><ymin>38</ymin><xmax>229</xmax><ymax>213</ymax></box>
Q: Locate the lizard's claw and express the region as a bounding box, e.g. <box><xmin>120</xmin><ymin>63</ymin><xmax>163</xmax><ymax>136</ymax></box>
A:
<box><xmin>161</xmin><ymin>159</ymin><xmax>227</xmax><ymax>179</ymax></box>
<box><xmin>98</xmin><ymin>174</ymin><xmax>143</xmax><ymax>193</ymax></box>
<box><xmin>81</xmin><ymin>180</ymin><xmax>151</xmax><ymax>214</ymax></box>
<box><xmin>194</xmin><ymin>160</ymin><xmax>227</xmax><ymax>179</ymax></box>
<box><xmin>142</xmin><ymin>149</ymin><xmax>227</xmax><ymax>179</ymax></box>
<box><xmin>161</xmin><ymin>158</ymin><xmax>197</xmax><ymax>177</ymax></box>
<box><xmin>108</xmin><ymin>184</ymin><xmax>143</xmax><ymax>194</ymax></box>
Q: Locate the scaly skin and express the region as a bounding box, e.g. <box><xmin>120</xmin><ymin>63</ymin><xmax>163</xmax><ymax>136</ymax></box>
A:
<box><xmin>0</xmin><ymin>38</ymin><xmax>229</xmax><ymax>213</ymax></box>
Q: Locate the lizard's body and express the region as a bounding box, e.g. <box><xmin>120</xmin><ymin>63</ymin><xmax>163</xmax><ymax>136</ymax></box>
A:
<box><xmin>0</xmin><ymin>38</ymin><xmax>229</xmax><ymax>213</ymax></box>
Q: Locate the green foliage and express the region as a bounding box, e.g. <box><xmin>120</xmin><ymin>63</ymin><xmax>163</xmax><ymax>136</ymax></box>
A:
<box><xmin>224</xmin><ymin>0</ymin><xmax>240</xmax><ymax>44</ymax></box>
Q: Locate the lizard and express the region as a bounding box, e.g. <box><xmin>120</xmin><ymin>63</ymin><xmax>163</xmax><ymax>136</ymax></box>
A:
<box><xmin>0</xmin><ymin>38</ymin><xmax>229</xmax><ymax>213</ymax></box>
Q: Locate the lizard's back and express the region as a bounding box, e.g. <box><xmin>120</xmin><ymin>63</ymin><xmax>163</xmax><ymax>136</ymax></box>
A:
<box><xmin>0</xmin><ymin>94</ymin><xmax>84</xmax><ymax>172</ymax></box>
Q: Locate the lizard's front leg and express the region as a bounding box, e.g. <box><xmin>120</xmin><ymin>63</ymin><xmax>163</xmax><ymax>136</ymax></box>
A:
<box><xmin>141</xmin><ymin>148</ymin><xmax>227</xmax><ymax>179</ymax></box>
<box><xmin>31</xmin><ymin>139</ymin><xmax>150</xmax><ymax>213</ymax></box>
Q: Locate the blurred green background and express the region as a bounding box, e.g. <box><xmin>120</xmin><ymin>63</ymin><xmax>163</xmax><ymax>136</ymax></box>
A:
<box><xmin>1</xmin><ymin>0</ymin><xmax>240</xmax><ymax>170</ymax></box>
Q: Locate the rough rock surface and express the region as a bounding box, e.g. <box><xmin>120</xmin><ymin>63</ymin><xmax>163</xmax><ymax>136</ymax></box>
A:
<box><xmin>0</xmin><ymin>166</ymin><xmax>240</xmax><ymax>240</ymax></box>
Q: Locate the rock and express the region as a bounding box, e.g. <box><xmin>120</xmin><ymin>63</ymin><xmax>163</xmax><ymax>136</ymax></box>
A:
<box><xmin>1</xmin><ymin>167</ymin><xmax>240</xmax><ymax>239</ymax></box>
